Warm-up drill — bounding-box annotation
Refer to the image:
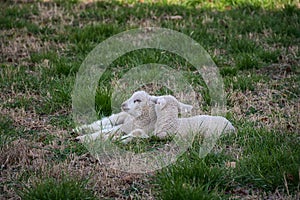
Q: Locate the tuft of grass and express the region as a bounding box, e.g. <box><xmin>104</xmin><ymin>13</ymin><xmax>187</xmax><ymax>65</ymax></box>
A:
<box><xmin>230</xmin><ymin>39</ymin><xmax>259</xmax><ymax>54</ymax></box>
<box><xmin>95</xmin><ymin>87</ymin><xmax>112</xmax><ymax>117</ymax></box>
<box><xmin>31</xmin><ymin>51</ymin><xmax>81</xmax><ymax>77</ymax></box>
<box><xmin>235</xmin><ymin>53</ymin><xmax>260</xmax><ymax>70</ymax></box>
<box><xmin>258</xmin><ymin>50</ymin><xmax>280</xmax><ymax>63</ymax></box>
<box><xmin>69</xmin><ymin>24</ymin><xmax>121</xmax><ymax>44</ymax></box>
<box><xmin>3</xmin><ymin>96</ymin><xmax>34</xmax><ymax>110</ymax></box>
<box><xmin>38</xmin><ymin>76</ymin><xmax>74</xmax><ymax>115</ymax></box>
<box><xmin>116</xmin><ymin>136</ymin><xmax>173</xmax><ymax>154</ymax></box>
<box><xmin>0</xmin><ymin>65</ymin><xmax>41</xmax><ymax>93</ymax></box>
<box><xmin>0</xmin><ymin>3</ymin><xmax>40</xmax><ymax>32</ymax></box>
<box><xmin>52</xmin><ymin>140</ymin><xmax>88</xmax><ymax>162</ymax></box>
<box><xmin>183</xmin><ymin>0</ymin><xmax>298</xmax><ymax>9</ymax></box>
<box><xmin>49</xmin><ymin>114</ymin><xmax>75</xmax><ymax>129</ymax></box>
<box><xmin>156</xmin><ymin>150</ymin><xmax>232</xmax><ymax>199</ymax></box>
<box><xmin>234</xmin><ymin>127</ymin><xmax>300</xmax><ymax>192</ymax></box>
<box><xmin>220</xmin><ymin>67</ymin><xmax>238</xmax><ymax>76</ymax></box>
<box><xmin>224</xmin><ymin>73</ymin><xmax>267</xmax><ymax>91</ymax></box>
<box><xmin>18</xmin><ymin>176</ymin><xmax>97</xmax><ymax>200</ymax></box>
<box><xmin>0</xmin><ymin>115</ymin><xmax>19</xmax><ymax>150</ymax></box>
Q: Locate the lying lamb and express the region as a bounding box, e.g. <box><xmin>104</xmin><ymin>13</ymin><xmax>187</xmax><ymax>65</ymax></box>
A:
<box><xmin>151</xmin><ymin>95</ymin><xmax>235</xmax><ymax>140</ymax></box>
<box><xmin>75</xmin><ymin>91</ymin><xmax>156</xmax><ymax>142</ymax></box>
<box><xmin>75</xmin><ymin>91</ymin><xmax>192</xmax><ymax>143</ymax></box>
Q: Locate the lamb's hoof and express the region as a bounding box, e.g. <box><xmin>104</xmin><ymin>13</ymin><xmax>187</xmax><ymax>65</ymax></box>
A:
<box><xmin>70</xmin><ymin>131</ymin><xmax>77</xmax><ymax>136</ymax></box>
<box><xmin>120</xmin><ymin>135</ymin><xmax>132</xmax><ymax>144</ymax></box>
<box><xmin>156</xmin><ymin>132</ymin><xmax>168</xmax><ymax>139</ymax></box>
<box><xmin>72</xmin><ymin>127</ymin><xmax>81</xmax><ymax>133</ymax></box>
<box><xmin>75</xmin><ymin>135</ymin><xmax>85</xmax><ymax>143</ymax></box>
<box><xmin>73</xmin><ymin>127</ymin><xmax>88</xmax><ymax>134</ymax></box>
<box><xmin>225</xmin><ymin>123</ymin><xmax>236</xmax><ymax>133</ymax></box>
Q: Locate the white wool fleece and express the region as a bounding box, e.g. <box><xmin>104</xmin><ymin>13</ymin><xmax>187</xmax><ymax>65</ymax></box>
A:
<box><xmin>151</xmin><ymin>95</ymin><xmax>235</xmax><ymax>139</ymax></box>
<box><xmin>75</xmin><ymin>91</ymin><xmax>157</xmax><ymax>142</ymax></box>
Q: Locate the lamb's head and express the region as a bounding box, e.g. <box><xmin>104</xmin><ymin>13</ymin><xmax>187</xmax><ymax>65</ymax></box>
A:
<box><xmin>150</xmin><ymin>95</ymin><xmax>193</xmax><ymax>138</ymax></box>
<box><xmin>121</xmin><ymin>91</ymin><xmax>155</xmax><ymax>118</ymax></box>
<box><xmin>151</xmin><ymin>95</ymin><xmax>193</xmax><ymax>117</ymax></box>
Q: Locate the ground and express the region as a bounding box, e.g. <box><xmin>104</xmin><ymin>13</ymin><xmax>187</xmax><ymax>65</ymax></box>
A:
<box><xmin>0</xmin><ymin>0</ymin><xmax>299</xmax><ymax>199</ymax></box>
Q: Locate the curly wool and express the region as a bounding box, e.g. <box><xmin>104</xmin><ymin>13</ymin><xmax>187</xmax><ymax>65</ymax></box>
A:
<box><xmin>153</xmin><ymin>95</ymin><xmax>235</xmax><ymax>139</ymax></box>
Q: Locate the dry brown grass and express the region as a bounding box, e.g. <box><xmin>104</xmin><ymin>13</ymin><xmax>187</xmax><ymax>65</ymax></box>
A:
<box><xmin>0</xmin><ymin>137</ymin><xmax>155</xmax><ymax>199</ymax></box>
<box><xmin>0</xmin><ymin>27</ymin><xmax>67</xmax><ymax>68</ymax></box>
<box><xmin>229</xmin><ymin>83</ymin><xmax>299</xmax><ymax>132</ymax></box>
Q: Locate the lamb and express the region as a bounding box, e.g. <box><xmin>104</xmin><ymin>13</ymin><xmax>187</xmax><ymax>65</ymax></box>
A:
<box><xmin>75</xmin><ymin>91</ymin><xmax>157</xmax><ymax>142</ymax></box>
<box><xmin>150</xmin><ymin>95</ymin><xmax>235</xmax><ymax>142</ymax></box>
<box><xmin>75</xmin><ymin>91</ymin><xmax>192</xmax><ymax>143</ymax></box>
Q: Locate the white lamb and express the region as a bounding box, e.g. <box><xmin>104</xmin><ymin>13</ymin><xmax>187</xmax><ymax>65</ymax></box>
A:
<box><xmin>150</xmin><ymin>95</ymin><xmax>235</xmax><ymax>142</ymax></box>
<box><xmin>75</xmin><ymin>91</ymin><xmax>192</xmax><ymax>143</ymax></box>
<box><xmin>75</xmin><ymin>91</ymin><xmax>156</xmax><ymax>142</ymax></box>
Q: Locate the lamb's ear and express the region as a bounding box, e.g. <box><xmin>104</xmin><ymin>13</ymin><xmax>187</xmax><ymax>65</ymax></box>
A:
<box><xmin>150</xmin><ymin>96</ymin><xmax>168</xmax><ymax>109</ymax></box>
<box><xmin>149</xmin><ymin>96</ymin><xmax>158</xmax><ymax>104</ymax></box>
<box><xmin>157</xmin><ymin>98</ymin><xmax>167</xmax><ymax>109</ymax></box>
<box><xmin>178</xmin><ymin>102</ymin><xmax>193</xmax><ymax>113</ymax></box>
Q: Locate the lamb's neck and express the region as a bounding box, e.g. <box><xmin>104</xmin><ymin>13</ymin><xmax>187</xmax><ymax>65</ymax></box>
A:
<box><xmin>135</xmin><ymin>106</ymin><xmax>156</xmax><ymax>127</ymax></box>
<box><xmin>156</xmin><ymin>113</ymin><xmax>179</xmax><ymax>133</ymax></box>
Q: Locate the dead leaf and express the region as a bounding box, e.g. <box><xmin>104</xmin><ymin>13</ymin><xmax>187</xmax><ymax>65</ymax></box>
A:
<box><xmin>226</xmin><ymin>161</ymin><xmax>236</xmax><ymax>168</ymax></box>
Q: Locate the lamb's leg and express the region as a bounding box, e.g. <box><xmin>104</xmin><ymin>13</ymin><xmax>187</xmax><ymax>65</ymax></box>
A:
<box><xmin>76</xmin><ymin>130</ymin><xmax>104</xmax><ymax>142</ymax></box>
<box><xmin>74</xmin><ymin>112</ymin><xmax>129</xmax><ymax>133</ymax></box>
<box><xmin>155</xmin><ymin>131</ymin><xmax>168</xmax><ymax>139</ymax></box>
<box><xmin>198</xmin><ymin>116</ymin><xmax>235</xmax><ymax>157</ymax></box>
<box><xmin>76</xmin><ymin>125</ymin><xmax>122</xmax><ymax>142</ymax></box>
<box><xmin>120</xmin><ymin>129</ymin><xmax>149</xmax><ymax>144</ymax></box>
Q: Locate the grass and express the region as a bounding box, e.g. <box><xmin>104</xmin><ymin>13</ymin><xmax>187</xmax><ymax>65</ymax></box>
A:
<box><xmin>18</xmin><ymin>176</ymin><xmax>97</xmax><ymax>200</ymax></box>
<box><xmin>235</xmin><ymin>129</ymin><xmax>299</xmax><ymax>191</ymax></box>
<box><xmin>156</xmin><ymin>124</ymin><xmax>300</xmax><ymax>199</ymax></box>
<box><xmin>0</xmin><ymin>115</ymin><xmax>19</xmax><ymax>150</ymax></box>
<box><xmin>0</xmin><ymin>0</ymin><xmax>299</xmax><ymax>199</ymax></box>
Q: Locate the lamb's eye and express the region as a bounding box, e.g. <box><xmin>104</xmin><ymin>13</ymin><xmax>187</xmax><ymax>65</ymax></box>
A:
<box><xmin>134</xmin><ymin>99</ymin><xmax>141</xmax><ymax>103</ymax></box>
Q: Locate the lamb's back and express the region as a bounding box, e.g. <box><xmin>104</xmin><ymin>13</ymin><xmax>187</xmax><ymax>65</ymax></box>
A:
<box><xmin>178</xmin><ymin>115</ymin><xmax>234</xmax><ymax>137</ymax></box>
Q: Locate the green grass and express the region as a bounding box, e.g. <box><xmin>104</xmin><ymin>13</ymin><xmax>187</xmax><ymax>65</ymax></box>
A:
<box><xmin>156</xmin><ymin>154</ymin><xmax>231</xmax><ymax>199</ymax></box>
<box><xmin>0</xmin><ymin>115</ymin><xmax>19</xmax><ymax>150</ymax></box>
<box><xmin>156</xmin><ymin>124</ymin><xmax>300</xmax><ymax>199</ymax></box>
<box><xmin>235</xmin><ymin>128</ymin><xmax>300</xmax><ymax>191</ymax></box>
<box><xmin>51</xmin><ymin>141</ymin><xmax>88</xmax><ymax>161</ymax></box>
<box><xmin>115</xmin><ymin>136</ymin><xmax>174</xmax><ymax>153</ymax></box>
<box><xmin>0</xmin><ymin>4</ymin><xmax>39</xmax><ymax>31</ymax></box>
<box><xmin>0</xmin><ymin>0</ymin><xmax>299</xmax><ymax>199</ymax></box>
<box><xmin>49</xmin><ymin>114</ymin><xmax>75</xmax><ymax>129</ymax></box>
<box><xmin>224</xmin><ymin>73</ymin><xmax>268</xmax><ymax>91</ymax></box>
<box><xmin>18</xmin><ymin>176</ymin><xmax>97</xmax><ymax>200</ymax></box>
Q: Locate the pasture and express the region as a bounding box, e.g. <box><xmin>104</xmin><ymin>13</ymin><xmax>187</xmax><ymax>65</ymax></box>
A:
<box><xmin>0</xmin><ymin>0</ymin><xmax>299</xmax><ymax>199</ymax></box>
